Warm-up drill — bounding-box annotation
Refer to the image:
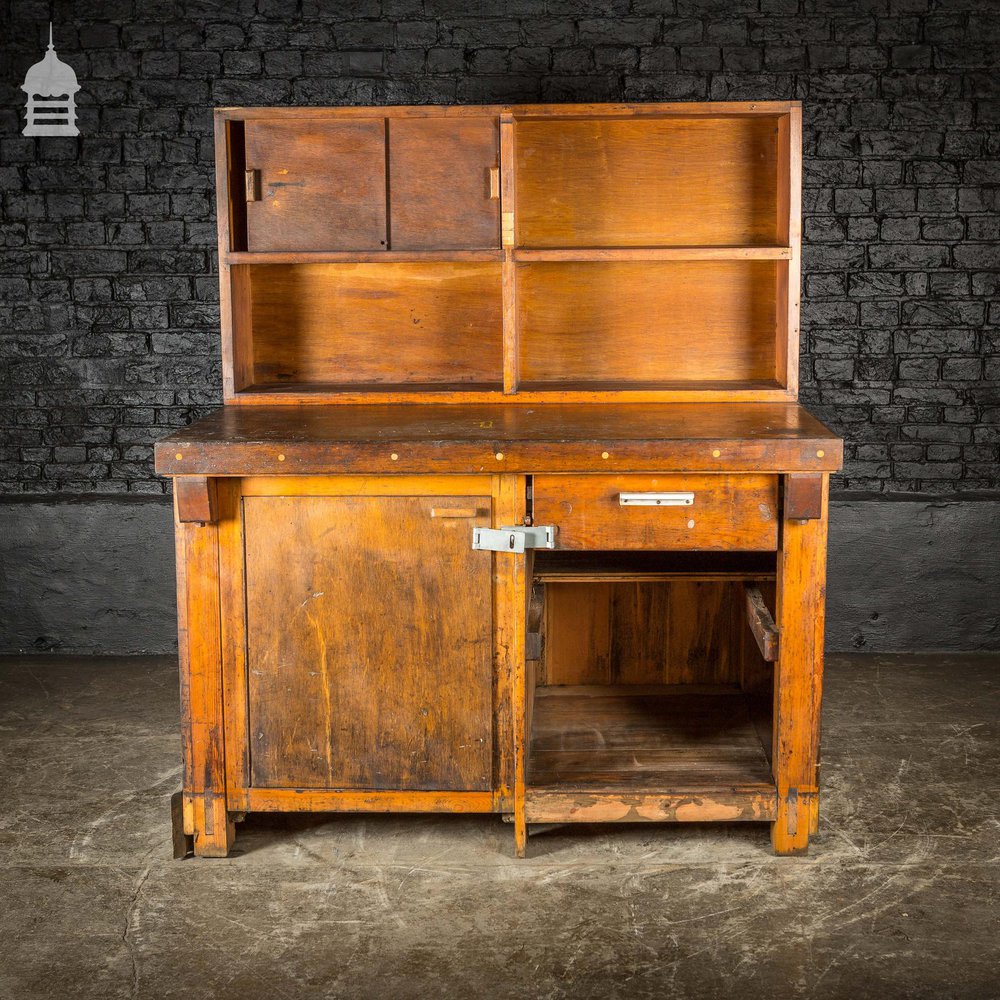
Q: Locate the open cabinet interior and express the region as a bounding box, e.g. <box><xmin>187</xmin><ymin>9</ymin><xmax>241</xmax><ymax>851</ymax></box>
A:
<box><xmin>218</xmin><ymin>105</ymin><xmax>799</xmax><ymax>401</ymax></box>
<box><xmin>525</xmin><ymin>551</ymin><xmax>779</xmax><ymax>821</ymax></box>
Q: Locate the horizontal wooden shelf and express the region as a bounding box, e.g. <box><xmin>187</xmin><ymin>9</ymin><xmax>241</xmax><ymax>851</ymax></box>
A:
<box><xmin>513</xmin><ymin>379</ymin><xmax>787</xmax><ymax>394</ymax></box>
<box><xmin>526</xmin><ymin>684</ymin><xmax>776</xmax><ymax>823</ymax></box>
<box><xmin>533</xmin><ymin>551</ymin><xmax>777</xmax><ymax>584</ymax></box>
<box><xmin>514</xmin><ymin>246</ymin><xmax>792</xmax><ymax>262</ymax></box>
<box><xmin>224</xmin><ymin>248</ymin><xmax>790</xmax><ymax>265</ymax></box>
<box><xmin>224</xmin><ymin>250</ymin><xmax>504</xmax><ymax>264</ymax></box>
<box><xmin>241</xmin><ymin>380</ymin><xmax>504</xmax><ymax>396</ymax></box>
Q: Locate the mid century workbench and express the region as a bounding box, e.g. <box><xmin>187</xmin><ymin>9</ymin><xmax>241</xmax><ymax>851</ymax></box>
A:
<box><xmin>156</xmin><ymin>101</ymin><xmax>842</xmax><ymax>858</ymax></box>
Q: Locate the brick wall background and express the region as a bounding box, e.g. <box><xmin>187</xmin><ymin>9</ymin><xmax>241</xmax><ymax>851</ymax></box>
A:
<box><xmin>2</xmin><ymin>0</ymin><xmax>999</xmax><ymax>497</ymax></box>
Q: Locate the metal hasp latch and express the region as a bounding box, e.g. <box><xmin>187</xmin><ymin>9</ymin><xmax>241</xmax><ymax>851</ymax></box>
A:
<box><xmin>471</xmin><ymin>525</ymin><xmax>557</xmax><ymax>553</ymax></box>
<box><xmin>619</xmin><ymin>492</ymin><xmax>695</xmax><ymax>506</ymax></box>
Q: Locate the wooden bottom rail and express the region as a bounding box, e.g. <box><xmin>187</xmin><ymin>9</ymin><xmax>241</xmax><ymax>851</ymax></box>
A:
<box><xmin>244</xmin><ymin>789</ymin><xmax>496</xmax><ymax>813</ymax></box>
<box><xmin>525</xmin><ymin>789</ymin><xmax>777</xmax><ymax>824</ymax></box>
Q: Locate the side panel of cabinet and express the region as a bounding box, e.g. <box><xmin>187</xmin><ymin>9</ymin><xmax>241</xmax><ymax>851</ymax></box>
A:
<box><xmin>243</xmin><ymin>493</ymin><xmax>494</xmax><ymax>791</ymax></box>
<box><xmin>244</xmin><ymin>119</ymin><xmax>387</xmax><ymax>251</ymax></box>
<box><xmin>388</xmin><ymin>117</ymin><xmax>500</xmax><ymax>250</ymax></box>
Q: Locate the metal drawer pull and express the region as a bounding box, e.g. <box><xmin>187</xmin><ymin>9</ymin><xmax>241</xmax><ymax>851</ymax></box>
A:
<box><xmin>619</xmin><ymin>492</ymin><xmax>695</xmax><ymax>507</ymax></box>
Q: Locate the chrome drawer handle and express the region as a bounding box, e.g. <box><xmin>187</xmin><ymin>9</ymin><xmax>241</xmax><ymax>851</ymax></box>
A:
<box><xmin>619</xmin><ymin>492</ymin><xmax>695</xmax><ymax>507</ymax></box>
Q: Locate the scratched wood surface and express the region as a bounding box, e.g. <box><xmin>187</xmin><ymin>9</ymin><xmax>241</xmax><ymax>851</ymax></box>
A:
<box><xmin>245</xmin><ymin>119</ymin><xmax>387</xmax><ymax>252</ymax></box>
<box><xmin>527</xmin><ymin>685</ymin><xmax>774</xmax><ymax>791</ymax></box>
<box><xmin>243</xmin><ymin>494</ymin><xmax>494</xmax><ymax>791</ymax></box>
<box><xmin>155</xmin><ymin>403</ymin><xmax>843</xmax><ymax>477</ymax></box>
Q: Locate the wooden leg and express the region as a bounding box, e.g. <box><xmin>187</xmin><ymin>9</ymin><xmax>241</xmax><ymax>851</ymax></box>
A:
<box><xmin>771</xmin><ymin>475</ymin><xmax>828</xmax><ymax>856</ymax></box>
<box><xmin>514</xmin><ymin>812</ymin><xmax>527</xmax><ymax>858</ymax></box>
<box><xmin>174</xmin><ymin>494</ymin><xmax>234</xmax><ymax>858</ymax></box>
<box><xmin>186</xmin><ymin>793</ymin><xmax>236</xmax><ymax>858</ymax></box>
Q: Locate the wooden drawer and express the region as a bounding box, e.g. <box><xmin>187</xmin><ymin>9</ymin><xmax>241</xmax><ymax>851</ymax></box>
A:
<box><xmin>532</xmin><ymin>475</ymin><xmax>778</xmax><ymax>551</ymax></box>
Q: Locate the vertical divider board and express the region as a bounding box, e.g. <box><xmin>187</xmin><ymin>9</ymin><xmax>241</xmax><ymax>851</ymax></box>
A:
<box><xmin>776</xmin><ymin>107</ymin><xmax>802</xmax><ymax>395</ymax></box>
<box><xmin>500</xmin><ymin>115</ymin><xmax>518</xmax><ymax>394</ymax></box>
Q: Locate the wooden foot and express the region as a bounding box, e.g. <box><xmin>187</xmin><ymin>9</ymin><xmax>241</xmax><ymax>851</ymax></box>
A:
<box><xmin>170</xmin><ymin>791</ymin><xmax>194</xmax><ymax>859</ymax></box>
<box><xmin>514</xmin><ymin>815</ymin><xmax>527</xmax><ymax>858</ymax></box>
<box><xmin>770</xmin><ymin>791</ymin><xmax>810</xmax><ymax>855</ymax></box>
<box><xmin>185</xmin><ymin>792</ymin><xmax>236</xmax><ymax>858</ymax></box>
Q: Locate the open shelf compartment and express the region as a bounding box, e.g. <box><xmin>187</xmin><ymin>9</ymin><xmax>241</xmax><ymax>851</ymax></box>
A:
<box><xmin>525</xmin><ymin>554</ymin><xmax>778</xmax><ymax>825</ymax></box>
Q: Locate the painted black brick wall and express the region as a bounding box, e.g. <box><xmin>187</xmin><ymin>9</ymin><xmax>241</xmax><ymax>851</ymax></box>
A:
<box><xmin>2</xmin><ymin>0</ymin><xmax>999</xmax><ymax>497</ymax></box>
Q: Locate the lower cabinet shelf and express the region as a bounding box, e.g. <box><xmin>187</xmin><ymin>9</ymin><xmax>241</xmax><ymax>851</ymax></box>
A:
<box><xmin>525</xmin><ymin>684</ymin><xmax>777</xmax><ymax>824</ymax></box>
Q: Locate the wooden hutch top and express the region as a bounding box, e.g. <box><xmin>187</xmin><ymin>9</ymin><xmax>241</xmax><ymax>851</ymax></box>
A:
<box><xmin>156</xmin><ymin>101</ymin><xmax>841</xmax><ymax>477</ymax></box>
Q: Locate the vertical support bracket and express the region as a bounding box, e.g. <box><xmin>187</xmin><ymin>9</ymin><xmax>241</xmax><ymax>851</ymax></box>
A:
<box><xmin>175</xmin><ymin>476</ymin><xmax>218</xmax><ymax>525</ymax></box>
<box><xmin>785</xmin><ymin>473</ymin><xmax>823</xmax><ymax>521</ymax></box>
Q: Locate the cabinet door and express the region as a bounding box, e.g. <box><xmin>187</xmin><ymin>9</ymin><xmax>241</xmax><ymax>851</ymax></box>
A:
<box><xmin>388</xmin><ymin>117</ymin><xmax>500</xmax><ymax>250</ymax></box>
<box><xmin>245</xmin><ymin>119</ymin><xmax>387</xmax><ymax>251</ymax></box>
<box><xmin>243</xmin><ymin>494</ymin><xmax>493</xmax><ymax>791</ymax></box>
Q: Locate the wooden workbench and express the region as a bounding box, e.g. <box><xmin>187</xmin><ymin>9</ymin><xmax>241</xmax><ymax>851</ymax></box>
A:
<box><xmin>158</xmin><ymin>101</ymin><xmax>842</xmax><ymax>858</ymax></box>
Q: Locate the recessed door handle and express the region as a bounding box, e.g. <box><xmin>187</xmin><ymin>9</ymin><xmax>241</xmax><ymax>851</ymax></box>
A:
<box><xmin>431</xmin><ymin>507</ymin><xmax>480</xmax><ymax>519</ymax></box>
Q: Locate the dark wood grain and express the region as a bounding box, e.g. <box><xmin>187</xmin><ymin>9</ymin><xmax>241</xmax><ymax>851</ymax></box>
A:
<box><xmin>244</xmin><ymin>119</ymin><xmax>387</xmax><ymax>252</ymax></box>
<box><xmin>156</xmin><ymin>402</ymin><xmax>843</xmax><ymax>476</ymax></box>
<box><xmin>388</xmin><ymin>117</ymin><xmax>500</xmax><ymax>250</ymax></box>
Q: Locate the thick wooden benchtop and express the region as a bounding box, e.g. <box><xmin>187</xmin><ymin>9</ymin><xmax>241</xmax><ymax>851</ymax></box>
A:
<box><xmin>155</xmin><ymin>403</ymin><xmax>842</xmax><ymax>477</ymax></box>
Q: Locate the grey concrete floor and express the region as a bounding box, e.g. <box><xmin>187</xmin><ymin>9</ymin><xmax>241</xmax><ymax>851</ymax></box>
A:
<box><xmin>0</xmin><ymin>653</ymin><xmax>998</xmax><ymax>999</ymax></box>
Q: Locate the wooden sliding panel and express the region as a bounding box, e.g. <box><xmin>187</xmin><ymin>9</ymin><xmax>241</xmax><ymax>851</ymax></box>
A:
<box><xmin>389</xmin><ymin>117</ymin><xmax>500</xmax><ymax>250</ymax></box>
<box><xmin>244</xmin><ymin>119</ymin><xmax>386</xmax><ymax>251</ymax></box>
<box><xmin>248</xmin><ymin>262</ymin><xmax>503</xmax><ymax>388</ymax></box>
<box><xmin>517</xmin><ymin>261</ymin><xmax>778</xmax><ymax>387</ymax></box>
<box><xmin>243</xmin><ymin>493</ymin><xmax>494</xmax><ymax>792</ymax></box>
<box><xmin>515</xmin><ymin>115</ymin><xmax>780</xmax><ymax>247</ymax></box>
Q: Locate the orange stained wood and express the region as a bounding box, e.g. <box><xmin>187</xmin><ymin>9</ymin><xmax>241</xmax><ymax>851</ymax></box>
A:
<box><xmin>771</xmin><ymin>475</ymin><xmax>829</xmax><ymax>855</ymax></box>
<box><xmin>242</xmin><ymin>493</ymin><xmax>494</xmax><ymax>791</ymax></box>
<box><xmin>246</xmin><ymin>262</ymin><xmax>503</xmax><ymax>388</ymax></box>
<box><xmin>214</xmin><ymin>102</ymin><xmax>800</xmax><ymax>403</ymax></box>
<box><xmin>514</xmin><ymin>115</ymin><xmax>781</xmax><ymax>248</ymax></box>
<box><xmin>532</xmin><ymin>473</ymin><xmax>778</xmax><ymax>551</ymax></box>
<box><xmin>516</xmin><ymin>260</ymin><xmax>779</xmax><ymax>385</ymax></box>
<box><xmin>164</xmin><ymin>101</ymin><xmax>839</xmax><ymax>858</ymax></box>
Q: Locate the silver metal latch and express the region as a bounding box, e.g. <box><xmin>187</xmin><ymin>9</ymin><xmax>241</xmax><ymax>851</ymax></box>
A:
<box><xmin>619</xmin><ymin>492</ymin><xmax>695</xmax><ymax>507</ymax></box>
<box><xmin>471</xmin><ymin>525</ymin><xmax>557</xmax><ymax>553</ymax></box>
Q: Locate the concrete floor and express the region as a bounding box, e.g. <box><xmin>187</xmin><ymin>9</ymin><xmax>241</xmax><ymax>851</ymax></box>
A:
<box><xmin>0</xmin><ymin>655</ymin><xmax>998</xmax><ymax>999</ymax></box>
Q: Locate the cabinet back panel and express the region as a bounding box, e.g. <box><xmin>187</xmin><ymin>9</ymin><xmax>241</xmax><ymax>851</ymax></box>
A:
<box><xmin>515</xmin><ymin>116</ymin><xmax>780</xmax><ymax>247</ymax></box>
<box><xmin>517</xmin><ymin>260</ymin><xmax>778</xmax><ymax>385</ymax></box>
<box><xmin>245</xmin><ymin>119</ymin><xmax>387</xmax><ymax>251</ymax></box>
<box><xmin>248</xmin><ymin>262</ymin><xmax>504</xmax><ymax>386</ymax></box>
<box><xmin>243</xmin><ymin>494</ymin><xmax>494</xmax><ymax>790</ymax></box>
<box><xmin>543</xmin><ymin>581</ymin><xmax>744</xmax><ymax>686</ymax></box>
<box><xmin>389</xmin><ymin>117</ymin><xmax>500</xmax><ymax>250</ymax></box>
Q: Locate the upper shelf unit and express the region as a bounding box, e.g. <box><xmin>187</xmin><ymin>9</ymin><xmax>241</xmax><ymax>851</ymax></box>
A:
<box><xmin>214</xmin><ymin>102</ymin><xmax>801</xmax><ymax>404</ymax></box>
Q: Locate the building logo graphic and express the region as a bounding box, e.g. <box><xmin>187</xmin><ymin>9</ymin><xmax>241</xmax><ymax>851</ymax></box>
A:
<box><xmin>21</xmin><ymin>24</ymin><xmax>81</xmax><ymax>137</ymax></box>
